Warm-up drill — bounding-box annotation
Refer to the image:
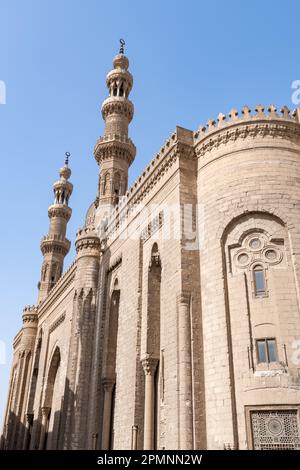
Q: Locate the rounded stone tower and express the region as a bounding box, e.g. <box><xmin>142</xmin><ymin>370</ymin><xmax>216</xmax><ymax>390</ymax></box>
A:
<box><xmin>194</xmin><ymin>105</ymin><xmax>300</xmax><ymax>449</ymax></box>
<box><xmin>4</xmin><ymin>306</ymin><xmax>38</xmax><ymax>449</ymax></box>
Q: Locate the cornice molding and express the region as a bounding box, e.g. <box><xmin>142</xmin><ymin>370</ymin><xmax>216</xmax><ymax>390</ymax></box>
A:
<box><xmin>49</xmin><ymin>312</ymin><xmax>66</xmax><ymax>334</ymax></box>
<box><xmin>107</xmin><ymin>254</ymin><xmax>122</xmax><ymax>274</ymax></box>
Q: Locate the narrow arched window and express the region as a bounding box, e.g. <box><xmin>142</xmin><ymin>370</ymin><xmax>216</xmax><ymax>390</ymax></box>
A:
<box><xmin>114</xmin><ymin>172</ymin><xmax>121</xmax><ymax>196</ymax></box>
<box><xmin>253</xmin><ymin>265</ymin><xmax>266</xmax><ymax>296</ymax></box>
<box><xmin>102</xmin><ymin>172</ymin><xmax>109</xmax><ymax>195</ymax></box>
<box><xmin>119</xmin><ymin>82</ymin><xmax>124</xmax><ymax>97</ymax></box>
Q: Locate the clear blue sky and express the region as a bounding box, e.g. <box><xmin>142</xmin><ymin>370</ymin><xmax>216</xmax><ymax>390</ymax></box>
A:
<box><xmin>0</xmin><ymin>0</ymin><xmax>299</xmax><ymax>425</ymax></box>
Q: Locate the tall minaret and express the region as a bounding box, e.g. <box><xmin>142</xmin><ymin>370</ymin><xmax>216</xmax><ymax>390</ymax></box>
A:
<box><xmin>38</xmin><ymin>153</ymin><xmax>73</xmax><ymax>303</ymax></box>
<box><xmin>94</xmin><ymin>39</ymin><xmax>136</xmax><ymax>208</ymax></box>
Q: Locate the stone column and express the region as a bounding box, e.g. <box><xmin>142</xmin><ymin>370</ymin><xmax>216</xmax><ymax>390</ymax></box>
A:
<box><xmin>38</xmin><ymin>407</ymin><xmax>50</xmax><ymax>450</ymax></box>
<box><xmin>101</xmin><ymin>378</ymin><xmax>115</xmax><ymax>450</ymax></box>
<box><xmin>131</xmin><ymin>425</ymin><xmax>138</xmax><ymax>450</ymax></box>
<box><xmin>141</xmin><ymin>356</ymin><xmax>158</xmax><ymax>450</ymax></box>
<box><xmin>177</xmin><ymin>292</ymin><xmax>193</xmax><ymax>449</ymax></box>
<box><xmin>92</xmin><ymin>433</ymin><xmax>98</xmax><ymax>450</ymax></box>
<box><xmin>22</xmin><ymin>413</ymin><xmax>33</xmax><ymax>450</ymax></box>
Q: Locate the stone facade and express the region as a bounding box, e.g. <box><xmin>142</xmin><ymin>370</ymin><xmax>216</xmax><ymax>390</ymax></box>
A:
<box><xmin>2</xmin><ymin>45</ymin><xmax>300</xmax><ymax>450</ymax></box>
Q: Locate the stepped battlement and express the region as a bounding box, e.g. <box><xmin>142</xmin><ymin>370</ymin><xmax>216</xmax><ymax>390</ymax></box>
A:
<box><xmin>194</xmin><ymin>104</ymin><xmax>300</xmax><ymax>143</ymax></box>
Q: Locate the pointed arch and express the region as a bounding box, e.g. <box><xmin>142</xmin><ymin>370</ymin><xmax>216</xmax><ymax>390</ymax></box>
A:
<box><xmin>143</xmin><ymin>242</ymin><xmax>162</xmax><ymax>450</ymax></box>
<box><xmin>101</xmin><ymin>279</ymin><xmax>121</xmax><ymax>450</ymax></box>
<box><xmin>113</xmin><ymin>171</ymin><xmax>121</xmax><ymax>196</ymax></box>
<box><xmin>41</xmin><ymin>346</ymin><xmax>61</xmax><ymax>449</ymax></box>
<box><xmin>102</xmin><ymin>172</ymin><xmax>110</xmax><ymax>196</ymax></box>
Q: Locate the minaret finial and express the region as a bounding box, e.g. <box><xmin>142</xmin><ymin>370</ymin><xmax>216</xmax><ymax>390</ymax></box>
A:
<box><xmin>119</xmin><ymin>38</ymin><xmax>125</xmax><ymax>54</ymax></box>
<box><xmin>65</xmin><ymin>151</ymin><xmax>70</xmax><ymax>166</ymax></box>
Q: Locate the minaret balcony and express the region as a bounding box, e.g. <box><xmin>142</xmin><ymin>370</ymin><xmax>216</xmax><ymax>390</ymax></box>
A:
<box><xmin>48</xmin><ymin>204</ymin><xmax>72</xmax><ymax>221</ymax></box>
<box><xmin>40</xmin><ymin>234</ymin><xmax>71</xmax><ymax>256</ymax></box>
<box><xmin>94</xmin><ymin>135</ymin><xmax>136</xmax><ymax>165</ymax></box>
<box><xmin>101</xmin><ymin>96</ymin><xmax>134</xmax><ymax>121</ymax></box>
<box><xmin>106</xmin><ymin>69</ymin><xmax>133</xmax><ymax>90</ymax></box>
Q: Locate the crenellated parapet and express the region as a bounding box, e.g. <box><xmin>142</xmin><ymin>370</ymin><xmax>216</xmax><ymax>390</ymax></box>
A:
<box><xmin>194</xmin><ymin>105</ymin><xmax>300</xmax><ymax>156</ymax></box>
<box><xmin>22</xmin><ymin>305</ymin><xmax>38</xmax><ymax>324</ymax></box>
<box><xmin>16</xmin><ymin>305</ymin><xmax>39</xmax><ymax>353</ymax></box>
<box><xmin>75</xmin><ymin>227</ymin><xmax>101</xmax><ymax>259</ymax></box>
<box><xmin>94</xmin><ymin>133</ymin><xmax>136</xmax><ymax>166</ymax></box>
<box><xmin>102</xmin><ymin>126</ymin><xmax>194</xmax><ymax>238</ymax></box>
<box><xmin>38</xmin><ymin>260</ymin><xmax>77</xmax><ymax>312</ymax></box>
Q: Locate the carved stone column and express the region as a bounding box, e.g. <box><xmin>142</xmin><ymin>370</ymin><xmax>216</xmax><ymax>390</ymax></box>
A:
<box><xmin>38</xmin><ymin>407</ymin><xmax>50</xmax><ymax>450</ymax></box>
<box><xmin>22</xmin><ymin>413</ymin><xmax>33</xmax><ymax>450</ymax></box>
<box><xmin>177</xmin><ymin>292</ymin><xmax>193</xmax><ymax>449</ymax></box>
<box><xmin>101</xmin><ymin>378</ymin><xmax>115</xmax><ymax>450</ymax></box>
<box><xmin>142</xmin><ymin>356</ymin><xmax>158</xmax><ymax>450</ymax></box>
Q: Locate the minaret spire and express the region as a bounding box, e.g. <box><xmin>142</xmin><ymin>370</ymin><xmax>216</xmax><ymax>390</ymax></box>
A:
<box><xmin>37</xmin><ymin>154</ymin><xmax>73</xmax><ymax>303</ymax></box>
<box><xmin>94</xmin><ymin>39</ymin><xmax>136</xmax><ymax>208</ymax></box>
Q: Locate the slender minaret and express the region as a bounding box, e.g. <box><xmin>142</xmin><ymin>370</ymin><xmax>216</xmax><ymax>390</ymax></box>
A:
<box><xmin>38</xmin><ymin>153</ymin><xmax>73</xmax><ymax>303</ymax></box>
<box><xmin>94</xmin><ymin>39</ymin><xmax>136</xmax><ymax>208</ymax></box>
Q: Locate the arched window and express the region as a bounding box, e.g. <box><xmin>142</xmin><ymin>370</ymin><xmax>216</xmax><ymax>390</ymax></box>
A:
<box><xmin>119</xmin><ymin>82</ymin><xmax>124</xmax><ymax>97</ymax></box>
<box><xmin>102</xmin><ymin>172</ymin><xmax>109</xmax><ymax>195</ymax></box>
<box><xmin>113</xmin><ymin>172</ymin><xmax>121</xmax><ymax>196</ymax></box>
<box><xmin>253</xmin><ymin>265</ymin><xmax>266</xmax><ymax>297</ymax></box>
<box><xmin>42</xmin><ymin>264</ymin><xmax>48</xmax><ymax>282</ymax></box>
<box><xmin>51</xmin><ymin>263</ymin><xmax>57</xmax><ymax>284</ymax></box>
<box><xmin>42</xmin><ymin>347</ymin><xmax>61</xmax><ymax>449</ymax></box>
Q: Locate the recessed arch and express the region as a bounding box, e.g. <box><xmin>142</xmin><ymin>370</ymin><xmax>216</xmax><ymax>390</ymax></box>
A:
<box><xmin>101</xmin><ymin>282</ymin><xmax>121</xmax><ymax>450</ymax></box>
<box><xmin>221</xmin><ymin>211</ymin><xmax>286</xmax><ymax>247</ymax></box>
<box><xmin>143</xmin><ymin>242</ymin><xmax>162</xmax><ymax>449</ymax></box>
<box><xmin>44</xmin><ymin>346</ymin><xmax>60</xmax><ymax>408</ymax></box>
<box><xmin>41</xmin><ymin>346</ymin><xmax>61</xmax><ymax>450</ymax></box>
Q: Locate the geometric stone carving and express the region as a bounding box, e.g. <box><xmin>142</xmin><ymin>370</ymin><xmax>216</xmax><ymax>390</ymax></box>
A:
<box><xmin>49</xmin><ymin>312</ymin><xmax>66</xmax><ymax>334</ymax></box>
<box><xmin>232</xmin><ymin>233</ymin><xmax>284</xmax><ymax>272</ymax></box>
<box><xmin>251</xmin><ymin>410</ymin><xmax>300</xmax><ymax>450</ymax></box>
